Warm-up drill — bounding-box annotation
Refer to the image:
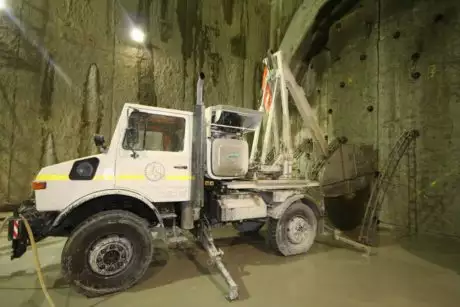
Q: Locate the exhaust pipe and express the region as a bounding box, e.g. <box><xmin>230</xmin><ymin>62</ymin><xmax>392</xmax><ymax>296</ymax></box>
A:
<box><xmin>181</xmin><ymin>72</ymin><xmax>206</xmax><ymax>230</ymax></box>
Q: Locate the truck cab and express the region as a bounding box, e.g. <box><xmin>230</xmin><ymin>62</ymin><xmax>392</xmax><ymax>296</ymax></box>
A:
<box><xmin>34</xmin><ymin>104</ymin><xmax>194</xmax><ymax>213</ymax></box>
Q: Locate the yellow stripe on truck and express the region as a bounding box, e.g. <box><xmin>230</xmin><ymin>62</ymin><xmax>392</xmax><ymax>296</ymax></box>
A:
<box><xmin>35</xmin><ymin>174</ymin><xmax>193</xmax><ymax>181</ymax></box>
<box><xmin>36</xmin><ymin>174</ymin><xmax>70</xmax><ymax>181</ymax></box>
<box><xmin>115</xmin><ymin>175</ymin><xmax>145</xmax><ymax>180</ymax></box>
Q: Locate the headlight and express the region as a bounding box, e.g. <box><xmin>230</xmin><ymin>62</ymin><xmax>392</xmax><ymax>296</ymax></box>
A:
<box><xmin>76</xmin><ymin>162</ymin><xmax>94</xmax><ymax>177</ymax></box>
<box><xmin>69</xmin><ymin>158</ymin><xmax>100</xmax><ymax>180</ymax></box>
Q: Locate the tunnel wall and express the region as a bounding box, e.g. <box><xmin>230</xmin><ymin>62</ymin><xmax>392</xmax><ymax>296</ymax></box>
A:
<box><xmin>300</xmin><ymin>0</ymin><xmax>460</xmax><ymax>236</ymax></box>
<box><xmin>0</xmin><ymin>0</ymin><xmax>270</xmax><ymax>207</ymax></box>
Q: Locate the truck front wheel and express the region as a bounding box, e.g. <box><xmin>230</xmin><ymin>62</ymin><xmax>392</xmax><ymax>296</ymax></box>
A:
<box><xmin>61</xmin><ymin>210</ymin><xmax>154</xmax><ymax>297</ymax></box>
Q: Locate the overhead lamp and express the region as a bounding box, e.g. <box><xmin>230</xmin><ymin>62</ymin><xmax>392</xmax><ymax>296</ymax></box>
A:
<box><xmin>130</xmin><ymin>27</ymin><xmax>145</xmax><ymax>44</ymax></box>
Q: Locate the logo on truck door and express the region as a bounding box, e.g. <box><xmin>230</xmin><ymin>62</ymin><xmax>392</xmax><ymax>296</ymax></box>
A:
<box><xmin>144</xmin><ymin>162</ymin><xmax>165</xmax><ymax>181</ymax></box>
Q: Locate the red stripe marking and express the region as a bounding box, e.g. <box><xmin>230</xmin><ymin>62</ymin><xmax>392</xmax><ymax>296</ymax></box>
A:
<box><xmin>12</xmin><ymin>220</ymin><xmax>19</xmax><ymax>239</ymax></box>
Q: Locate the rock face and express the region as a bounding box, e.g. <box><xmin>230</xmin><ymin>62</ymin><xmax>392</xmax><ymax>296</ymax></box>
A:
<box><xmin>291</xmin><ymin>0</ymin><xmax>460</xmax><ymax>236</ymax></box>
<box><xmin>0</xmin><ymin>0</ymin><xmax>270</xmax><ymax>206</ymax></box>
<box><xmin>2</xmin><ymin>0</ymin><xmax>459</xmax><ymax>239</ymax></box>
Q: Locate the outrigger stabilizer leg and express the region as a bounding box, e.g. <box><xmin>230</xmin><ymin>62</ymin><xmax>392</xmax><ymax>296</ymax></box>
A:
<box><xmin>198</xmin><ymin>219</ymin><xmax>239</xmax><ymax>301</ymax></box>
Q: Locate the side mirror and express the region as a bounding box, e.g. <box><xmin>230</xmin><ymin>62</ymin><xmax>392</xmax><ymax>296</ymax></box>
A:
<box><xmin>93</xmin><ymin>135</ymin><xmax>105</xmax><ymax>147</ymax></box>
<box><xmin>93</xmin><ymin>135</ymin><xmax>107</xmax><ymax>153</ymax></box>
<box><xmin>125</xmin><ymin>127</ymin><xmax>139</xmax><ymax>148</ymax></box>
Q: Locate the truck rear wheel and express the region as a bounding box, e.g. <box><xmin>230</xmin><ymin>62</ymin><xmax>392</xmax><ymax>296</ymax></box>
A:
<box><xmin>268</xmin><ymin>201</ymin><xmax>317</xmax><ymax>256</ymax></box>
<box><xmin>61</xmin><ymin>210</ymin><xmax>154</xmax><ymax>297</ymax></box>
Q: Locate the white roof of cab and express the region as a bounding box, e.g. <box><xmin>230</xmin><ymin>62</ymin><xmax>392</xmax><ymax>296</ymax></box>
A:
<box><xmin>123</xmin><ymin>103</ymin><xmax>193</xmax><ymax>116</ymax></box>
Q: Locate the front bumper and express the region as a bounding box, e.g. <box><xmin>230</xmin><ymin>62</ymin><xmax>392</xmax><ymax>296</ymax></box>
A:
<box><xmin>8</xmin><ymin>214</ymin><xmax>28</xmax><ymax>259</ymax></box>
<box><xmin>7</xmin><ymin>200</ymin><xmax>55</xmax><ymax>260</ymax></box>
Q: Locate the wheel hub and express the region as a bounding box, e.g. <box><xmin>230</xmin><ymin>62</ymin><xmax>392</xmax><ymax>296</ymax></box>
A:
<box><xmin>89</xmin><ymin>235</ymin><xmax>133</xmax><ymax>276</ymax></box>
<box><xmin>287</xmin><ymin>216</ymin><xmax>310</xmax><ymax>244</ymax></box>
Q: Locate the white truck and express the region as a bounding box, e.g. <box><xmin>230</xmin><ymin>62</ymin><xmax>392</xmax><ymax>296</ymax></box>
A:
<box><xmin>6</xmin><ymin>51</ymin><xmax>368</xmax><ymax>300</ymax></box>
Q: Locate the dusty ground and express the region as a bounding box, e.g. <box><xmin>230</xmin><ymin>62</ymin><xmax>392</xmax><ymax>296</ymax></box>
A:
<box><xmin>1</xmin><ymin>228</ymin><xmax>460</xmax><ymax>307</ymax></box>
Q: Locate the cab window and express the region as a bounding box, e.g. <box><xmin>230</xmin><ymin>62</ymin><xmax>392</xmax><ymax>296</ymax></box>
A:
<box><xmin>122</xmin><ymin>111</ymin><xmax>185</xmax><ymax>152</ymax></box>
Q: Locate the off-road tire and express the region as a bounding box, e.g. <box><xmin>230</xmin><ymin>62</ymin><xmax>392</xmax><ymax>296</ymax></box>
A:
<box><xmin>61</xmin><ymin>210</ymin><xmax>154</xmax><ymax>297</ymax></box>
<box><xmin>268</xmin><ymin>201</ymin><xmax>317</xmax><ymax>256</ymax></box>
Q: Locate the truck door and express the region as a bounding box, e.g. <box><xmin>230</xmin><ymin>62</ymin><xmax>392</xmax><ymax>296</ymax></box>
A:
<box><xmin>115</xmin><ymin>109</ymin><xmax>192</xmax><ymax>202</ymax></box>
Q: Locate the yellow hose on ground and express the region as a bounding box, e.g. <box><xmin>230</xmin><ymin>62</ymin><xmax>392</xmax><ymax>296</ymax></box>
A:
<box><xmin>0</xmin><ymin>215</ymin><xmax>55</xmax><ymax>307</ymax></box>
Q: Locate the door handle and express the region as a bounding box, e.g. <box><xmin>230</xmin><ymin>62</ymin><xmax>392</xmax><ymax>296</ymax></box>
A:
<box><xmin>174</xmin><ymin>165</ymin><xmax>188</xmax><ymax>169</ymax></box>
